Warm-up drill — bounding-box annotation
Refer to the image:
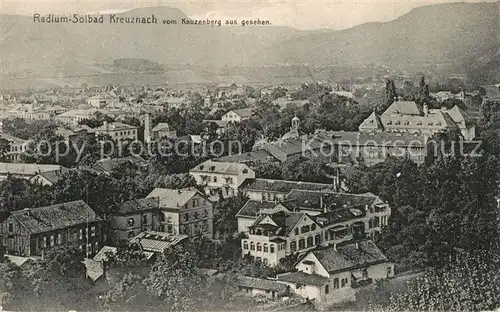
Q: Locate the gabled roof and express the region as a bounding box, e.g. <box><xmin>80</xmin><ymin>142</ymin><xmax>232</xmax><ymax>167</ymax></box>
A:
<box><xmin>116</xmin><ymin>197</ymin><xmax>159</xmax><ymax>215</ymax></box>
<box><xmin>382</xmin><ymin>101</ymin><xmax>422</xmax><ymax>116</ymax></box>
<box><xmin>236</xmin><ymin>200</ymin><xmax>280</xmax><ymax>218</ymax></box>
<box><xmin>228</xmin><ymin>108</ymin><xmax>253</xmax><ymax>118</ymax></box>
<box><xmin>277</xmin><ymin>271</ymin><xmax>329</xmax><ymax>286</ymax></box>
<box><xmin>310</xmin><ymin>240</ymin><xmax>388</xmax><ymax>274</ymax></box>
<box><xmin>251</xmin><ymin>210</ymin><xmax>311</xmax><ymax>236</ymax></box>
<box><xmin>33</xmin><ymin>167</ymin><xmax>71</xmax><ymax>184</ymax></box>
<box><xmin>11</xmin><ymin>200</ymin><xmax>102</xmax><ymax>234</ymax></box>
<box><xmin>0</xmin><ymin>133</ymin><xmax>27</xmax><ymax>144</ymax></box>
<box><xmin>445</xmin><ymin>105</ymin><xmax>468</xmax><ymax>128</ymax></box>
<box><xmin>146</xmin><ymin>187</ymin><xmax>203</xmax><ymax>209</ymax></box>
<box><xmin>190</xmin><ymin>160</ymin><xmax>252</xmax><ymax>175</ymax></box>
<box><xmin>238</xmin><ymin>276</ymin><xmax>288</xmax><ymax>292</ymax></box>
<box><xmin>214</xmin><ymin>150</ymin><xmax>272</xmax><ymax>163</ymax></box>
<box><xmin>358</xmin><ymin>111</ymin><xmax>384</xmax><ymax>131</ymax></box>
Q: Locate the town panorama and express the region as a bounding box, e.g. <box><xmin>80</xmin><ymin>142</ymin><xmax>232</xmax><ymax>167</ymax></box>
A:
<box><xmin>0</xmin><ymin>1</ymin><xmax>499</xmax><ymax>311</ymax></box>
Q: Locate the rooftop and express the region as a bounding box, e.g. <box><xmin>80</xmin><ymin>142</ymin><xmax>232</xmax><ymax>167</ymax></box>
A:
<box><xmin>116</xmin><ymin>197</ymin><xmax>159</xmax><ymax>215</ymax></box>
<box><xmin>146</xmin><ymin>187</ymin><xmax>203</xmax><ymax>210</ymax></box>
<box><xmin>0</xmin><ymin>163</ymin><xmax>65</xmax><ymax>175</ymax></box>
<box><xmin>240</xmin><ymin>178</ymin><xmax>335</xmax><ymax>194</ymax></box>
<box><xmin>129</xmin><ymin>231</ymin><xmax>188</xmax><ymax>253</ymax></box>
<box><xmin>238</xmin><ymin>276</ymin><xmax>288</xmax><ymax>292</ymax></box>
<box><xmin>277</xmin><ymin>271</ymin><xmax>329</xmax><ymax>286</ymax></box>
<box><xmin>11</xmin><ymin>200</ymin><xmax>102</xmax><ymax>234</ymax></box>
<box><xmin>190</xmin><ymin>159</ymin><xmax>252</xmax><ymax>175</ymax></box>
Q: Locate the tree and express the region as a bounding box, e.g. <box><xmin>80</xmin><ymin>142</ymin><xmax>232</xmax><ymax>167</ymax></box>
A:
<box><xmin>143</xmin><ymin>248</ymin><xmax>206</xmax><ymax>311</ymax></box>
<box><xmin>0</xmin><ymin>138</ymin><xmax>11</xmax><ymax>162</ymax></box>
<box><xmin>282</xmin><ymin>157</ymin><xmax>330</xmax><ymax>183</ymax></box>
<box><xmin>213</xmin><ymin>194</ymin><xmax>248</xmax><ymax>238</ymax></box>
<box><xmin>253</xmin><ymin>160</ymin><xmax>282</xmax><ymax>179</ymax></box>
<box><xmin>389</xmin><ymin>251</ymin><xmax>500</xmax><ymax>311</ymax></box>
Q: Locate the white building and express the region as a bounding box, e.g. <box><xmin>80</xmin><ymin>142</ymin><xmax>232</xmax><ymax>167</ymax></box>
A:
<box><xmin>276</xmin><ymin>240</ymin><xmax>394</xmax><ymax>310</ymax></box>
<box><xmin>189</xmin><ymin>160</ymin><xmax>255</xmax><ymax>197</ymax></box>
<box><xmin>221</xmin><ymin>108</ymin><xmax>253</xmax><ymax>123</ymax></box>
<box><xmin>94</xmin><ymin>121</ymin><xmax>138</xmax><ymax>142</ymax></box>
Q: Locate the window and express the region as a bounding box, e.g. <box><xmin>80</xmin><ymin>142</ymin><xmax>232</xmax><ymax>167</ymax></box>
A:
<box><xmin>8</xmin><ymin>222</ymin><xmax>13</xmax><ymax>233</ymax></box>
<box><xmin>250</xmin><ymin>243</ymin><xmax>255</xmax><ymax>251</ymax></box>
<box><xmin>270</xmin><ymin>244</ymin><xmax>275</xmax><ymax>253</ymax></box>
<box><xmin>299</xmin><ymin>239</ymin><xmax>305</xmax><ymax>250</ymax></box>
<box><xmin>43</xmin><ymin>236</ymin><xmax>48</xmax><ymax>248</ymax></box>
<box><xmin>128</xmin><ymin>218</ymin><xmax>135</xmax><ymax>227</ymax></box>
<box><xmin>94</xmin><ymin>242</ymin><xmax>99</xmax><ymax>254</ymax></box>
<box><xmin>294</xmin><ymin>228</ymin><xmax>299</xmax><ymax>235</ymax></box>
<box><xmin>203</xmin><ymin>209</ymin><xmax>208</xmax><ymax>217</ymax></box>
<box><xmin>184</xmin><ymin>213</ymin><xmax>189</xmax><ymax>222</ymax></box>
<box><xmin>128</xmin><ymin>231</ymin><xmax>135</xmax><ymax>238</ymax></box>
<box><xmin>142</xmin><ymin>215</ymin><xmax>147</xmax><ymax>225</ymax></box>
<box><xmin>334</xmin><ymin>278</ymin><xmax>339</xmax><ymax>289</ymax></box>
<box><xmin>213</xmin><ymin>177</ymin><xmax>217</xmax><ymax>183</ymax></box>
<box><xmin>315</xmin><ymin>234</ymin><xmax>321</xmax><ymax>245</ymax></box>
<box><xmin>341</xmin><ymin>278</ymin><xmax>348</xmax><ymax>287</ymax></box>
<box><xmin>159</xmin><ymin>214</ymin><xmax>165</xmax><ymax>222</ymax></box>
<box><xmin>90</xmin><ymin>226</ymin><xmax>96</xmax><ymax>237</ymax></box>
<box><xmin>243</xmin><ymin>242</ymin><xmax>249</xmax><ymax>250</ymax></box>
<box><xmin>290</xmin><ymin>241</ymin><xmax>297</xmax><ymax>251</ymax></box>
<box><xmin>263</xmin><ymin>258</ymin><xmax>269</xmax><ymax>265</ymax></box>
<box><xmin>194</xmin><ymin>211</ymin><xmax>199</xmax><ymax>220</ymax></box>
<box><xmin>311</xmin><ymin>224</ymin><xmax>316</xmax><ymax>231</ymax></box>
<box><xmin>257</xmin><ymin>243</ymin><xmax>262</xmax><ymax>252</ymax></box>
<box><xmin>325</xmin><ymin>285</ymin><xmax>329</xmax><ymax>294</ymax></box>
<box><xmin>193</xmin><ymin>199</ymin><xmax>199</xmax><ymax>207</ymax></box>
<box><xmin>167</xmin><ymin>224</ymin><xmax>173</xmax><ymax>234</ymax></box>
<box><xmin>167</xmin><ymin>216</ymin><xmax>172</xmax><ymax>223</ymax></box>
<box><xmin>57</xmin><ymin>233</ymin><xmax>62</xmax><ymax>245</ymax></box>
<box><xmin>307</xmin><ymin>237</ymin><xmax>314</xmax><ymax>247</ymax></box>
<box><xmin>79</xmin><ymin>229</ymin><xmax>83</xmax><ymax>240</ymax></box>
<box><xmin>263</xmin><ymin>244</ymin><xmax>268</xmax><ymax>252</ymax></box>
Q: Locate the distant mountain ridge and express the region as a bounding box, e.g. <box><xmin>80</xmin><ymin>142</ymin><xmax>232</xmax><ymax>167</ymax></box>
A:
<box><xmin>0</xmin><ymin>2</ymin><xmax>498</xmax><ymax>87</ymax></box>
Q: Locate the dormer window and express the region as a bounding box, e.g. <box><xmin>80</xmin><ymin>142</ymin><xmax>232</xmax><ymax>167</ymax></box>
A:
<box><xmin>199</xmin><ymin>165</ymin><xmax>204</xmax><ymax>170</ymax></box>
<box><xmin>404</xmin><ymin>121</ymin><xmax>410</xmax><ymax>125</ymax></box>
<box><xmin>387</xmin><ymin>121</ymin><xmax>393</xmax><ymax>125</ymax></box>
<box><xmin>242</xmin><ymin>169</ymin><xmax>248</xmax><ymax>174</ymax></box>
<box><xmin>428</xmin><ymin>122</ymin><xmax>433</xmax><ymax>126</ymax></box>
<box><xmin>210</xmin><ymin>166</ymin><xmax>215</xmax><ymax>171</ymax></box>
<box><xmin>395</xmin><ymin>121</ymin><xmax>401</xmax><ymax>125</ymax></box>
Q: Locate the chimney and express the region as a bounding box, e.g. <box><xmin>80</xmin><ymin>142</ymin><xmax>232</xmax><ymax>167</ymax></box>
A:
<box><xmin>423</xmin><ymin>104</ymin><xmax>429</xmax><ymax>117</ymax></box>
<box><xmin>144</xmin><ymin>113</ymin><xmax>151</xmax><ymax>143</ymax></box>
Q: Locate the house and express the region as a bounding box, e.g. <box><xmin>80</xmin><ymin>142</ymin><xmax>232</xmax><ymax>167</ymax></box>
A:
<box><xmin>276</xmin><ymin>240</ymin><xmax>394</xmax><ymax>309</ymax></box>
<box><xmin>129</xmin><ymin>231</ymin><xmax>188</xmax><ymax>254</ymax></box>
<box><xmin>151</xmin><ymin>122</ymin><xmax>177</xmax><ymax>140</ymax></box>
<box><xmin>0</xmin><ymin>163</ymin><xmax>66</xmax><ymax>180</ymax></box>
<box><xmin>215</xmin><ymin>83</ymin><xmax>241</xmax><ymax>99</ymax></box>
<box><xmin>108</xmin><ymin>198</ymin><xmax>161</xmax><ymax>244</ymax></box>
<box><xmin>203</xmin><ymin>120</ymin><xmax>228</xmax><ymax>135</ymax></box>
<box><xmin>237</xmin><ymin>276</ymin><xmax>288</xmax><ymax>299</ymax></box>
<box><xmin>0</xmin><ymin>133</ymin><xmax>28</xmax><ymax>162</ymax></box>
<box><xmin>94</xmin><ymin>121</ymin><xmax>138</xmax><ymax>142</ymax></box>
<box><xmin>358</xmin><ymin>100</ymin><xmax>476</xmax><ymax>141</ymax></box>
<box><xmin>87</xmin><ymin>95</ymin><xmax>119</xmax><ymax>108</ymax></box>
<box><xmin>190</xmin><ymin>160</ymin><xmax>256</xmax><ymax>197</ymax></box>
<box><xmin>242</xmin><ymin>211</ymin><xmax>322</xmax><ymax>266</ymax></box>
<box><xmin>221</xmin><ymin>108</ymin><xmax>253</xmax><ymax>123</ymax></box>
<box><xmin>29</xmin><ymin>167</ymin><xmax>70</xmax><ymax>186</ymax></box>
<box><xmin>146</xmin><ymin>187</ymin><xmax>213</xmax><ymax>238</ymax></box>
<box><xmin>0</xmin><ymin>200</ymin><xmax>105</xmax><ymax>257</ymax></box>
<box><xmin>93</xmin><ymin>156</ymin><xmax>148</xmax><ymax>175</ymax></box>
<box><xmin>239</xmin><ymin>190</ymin><xmax>391</xmax><ymax>265</ymax></box>
<box><xmin>55</xmin><ymin>109</ymin><xmax>96</xmax><ymax>126</ymax></box>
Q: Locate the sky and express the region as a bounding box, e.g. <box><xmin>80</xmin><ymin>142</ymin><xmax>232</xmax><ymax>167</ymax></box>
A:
<box><xmin>0</xmin><ymin>0</ymin><xmax>493</xmax><ymax>29</ymax></box>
